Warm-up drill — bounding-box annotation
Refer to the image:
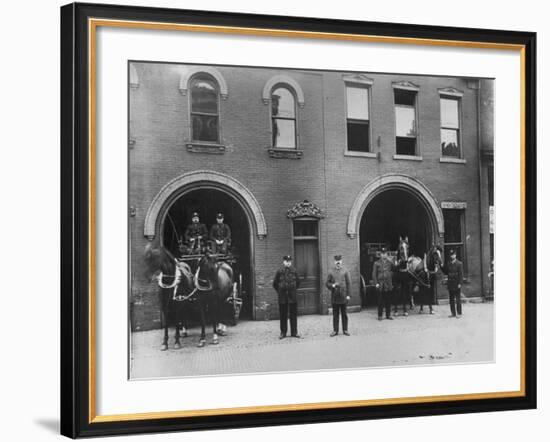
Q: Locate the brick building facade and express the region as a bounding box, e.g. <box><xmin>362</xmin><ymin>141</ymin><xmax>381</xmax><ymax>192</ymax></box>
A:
<box><xmin>129</xmin><ymin>62</ymin><xmax>494</xmax><ymax>331</ymax></box>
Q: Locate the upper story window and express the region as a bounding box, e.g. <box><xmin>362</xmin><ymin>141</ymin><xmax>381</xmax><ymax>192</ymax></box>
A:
<box><xmin>271</xmin><ymin>86</ymin><xmax>296</xmax><ymax>148</ymax></box>
<box><xmin>346</xmin><ymin>85</ymin><xmax>371</xmax><ymax>152</ymax></box>
<box><xmin>440</xmin><ymin>96</ymin><xmax>461</xmax><ymax>158</ymax></box>
<box><xmin>190</xmin><ymin>75</ymin><xmax>220</xmax><ymax>143</ymax></box>
<box><xmin>394</xmin><ymin>88</ymin><xmax>418</xmax><ymax>156</ymax></box>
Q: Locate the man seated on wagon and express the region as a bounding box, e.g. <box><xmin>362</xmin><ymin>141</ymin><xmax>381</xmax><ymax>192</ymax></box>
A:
<box><xmin>184</xmin><ymin>212</ymin><xmax>208</xmax><ymax>255</ymax></box>
<box><xmin>209</xmin><ymin>212</ymin><xmax>232</xmax><ymax>255</ymax></box>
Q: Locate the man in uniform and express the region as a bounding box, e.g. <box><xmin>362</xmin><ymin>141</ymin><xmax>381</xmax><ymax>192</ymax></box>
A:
<box><xmin>209</xmin><ymin>212</ymin><xmax>232</xmax><ymax>254</ymax></box>
<box><xmin>372</xmin><ymin>247</ymin><xmax>396</xmax><ymax>320</ymax></box>
<box><xmin>272</xmin><ymin>255</ymin><xmax>301</xmax><ymax>339</ymax></box>
<box><xmin>184</xmin><ymin>212</ymin><xmax>208</xmax><ymax>254</ymax></box>
<box><xmin>442</xmin><ymin>249</ymin><xmax>464</xmax><ymax>318</ymax></box>
<box><xmin>326</xmin><ymin>254</ymin><xmax>351</xmax><ymax>336</ymax></box>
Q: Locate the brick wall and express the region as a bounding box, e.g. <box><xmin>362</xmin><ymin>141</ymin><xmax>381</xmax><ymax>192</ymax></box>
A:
<box><xmin>129</xmin><ymin>62</ymin><xmax>490</xmax><ymax>331</ymax></box>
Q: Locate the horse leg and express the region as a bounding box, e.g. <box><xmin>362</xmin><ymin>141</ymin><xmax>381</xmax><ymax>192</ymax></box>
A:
<box><xmin>174</xmin><ymin>326</ymin><xmax>181</xmax><ymax>349</ymax></box>
<box><xmin>174</xmin><ymin>305</ymin><xmax>181</xmax><ymax>349</ymax></box>
<box><xmin>161</xmin><ymin>320</ymin><xmax>169</xmax><ymax>352</ymax></box>
<box><xmin>197</xmin><ymin>299</ymin><xmax>206</xmax><ymax>348</ymax></box>
<box><xmin>211</xmin><ymin>295</ymin><xmax>219</xmax><ymax>345</ymax></box>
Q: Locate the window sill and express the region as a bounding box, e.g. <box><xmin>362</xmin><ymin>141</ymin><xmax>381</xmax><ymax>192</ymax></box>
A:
<box><xmin>186</xmin><ymin>143</ymin><xmax>226</xmax><ymax>154</ymax></box>
<box><xmin>268</xmin><ymin>148</ymin><xmax>303</xmax><ymax>159</ymax></box>
<box><xmin>440</xmin><ymin>157</ymin><xmax>466</xmax><ymax>164</ymax></box>
<box><xmin>344</xmin><ymin>151</ymin><xmax>379</xmax><ymax>159</ymax></box>
<box><xmin>393</xmin><ymin>154</ymin><xmax>423</xmax><ymax>161</ymax></box>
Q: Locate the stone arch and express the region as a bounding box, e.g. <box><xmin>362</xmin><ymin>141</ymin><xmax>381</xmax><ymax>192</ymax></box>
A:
<box><xmin>144</xmin><ymin>170</ymin><xmax>267</xmax><ymax>240</ymax></box>
<box><xmin>347</xmin><ymin>174</ymin><xmax>444</xmax><ymax>240</ymax></box>
<box><xmin>262</xmin><ymin>74</ymin><xmax>305</xmax><ymax>108</ymax></box>
<box><xmin>178</xmin><ymin>66</ymin><xmax>228</xmax><ymax>99</ymax></box>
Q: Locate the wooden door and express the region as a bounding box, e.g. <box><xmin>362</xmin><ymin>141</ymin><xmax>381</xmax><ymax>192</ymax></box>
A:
<box><xmin>293</xmin><ymin>220</ymin><xmax>320</xmax><ymax>314</ymax></box>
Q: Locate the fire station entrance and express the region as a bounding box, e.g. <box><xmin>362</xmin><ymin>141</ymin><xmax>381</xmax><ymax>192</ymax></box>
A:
<box><xmin>161</xmin><ymin>188</ymin><xmax>253</xmax><ymax>319</ymax></box>
<box><xmin>359</xmin><ymin>188</ymin><xmax>434</xmax><ymax>306</ymax></box>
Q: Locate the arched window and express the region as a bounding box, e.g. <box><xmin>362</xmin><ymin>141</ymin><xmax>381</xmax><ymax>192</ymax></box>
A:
<box><xmin>190</xmin><ymin>75</ymin><xmax>220</xmax><ymax>143</ymax></box>
<box><xmin>271</xmin><ymin>86</ymin><xmax>296</xmax><ymax>148</ymax></box>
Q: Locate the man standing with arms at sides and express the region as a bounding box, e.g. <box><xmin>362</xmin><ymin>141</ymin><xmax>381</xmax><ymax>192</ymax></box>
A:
<box><xmin>372</xmin><ymin>247</ymin><xmax>395</xmax><ymax>321</ymax></box>
<box><xmin>326</xmin><ymin>254</ymin><xmax>351</xmax><ymax>336</ymax></box>
<box><xmin>442</xmin><ymin>249</ymin><xmax>464</xmax><ymax>318</ymax></box>
<box><xmin>272</xmin><ymin>255</ymin><xmax>301</xmax><ymax>339</ymax></box>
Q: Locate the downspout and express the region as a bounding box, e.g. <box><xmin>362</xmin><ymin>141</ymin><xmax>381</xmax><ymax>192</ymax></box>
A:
<box><xmin>475</xmin><ymin>79</ymin><xmax>486</xmax><ymax>300</ymax></box>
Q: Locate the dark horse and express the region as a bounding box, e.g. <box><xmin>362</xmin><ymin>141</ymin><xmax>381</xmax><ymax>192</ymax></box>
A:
<box><xmin>144</xmin><ymin>243</ymin><xmax>195</xmax><ymax>351</ymax></box>
<box><xmin>393</xmin><ymin>236</ymin><xmax>412</xmax><ymax>316</ymax></box>
<box><xmin>195</xmin><ymin>252</ymin><xmax>235</xmax><ymax>347</ymax></box>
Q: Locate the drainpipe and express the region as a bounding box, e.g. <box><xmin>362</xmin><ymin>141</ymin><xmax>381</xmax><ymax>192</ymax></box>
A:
<box><xmin>475</xmin><ymin>79</ymin><xmax>486</xmax><ymax>300</ymax></box>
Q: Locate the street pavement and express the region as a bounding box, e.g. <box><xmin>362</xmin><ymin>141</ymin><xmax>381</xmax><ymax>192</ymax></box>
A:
<box><xmin>130</xmin><ymin>302</ymin><xmax>494</xmax><ymax>379</ymax></box>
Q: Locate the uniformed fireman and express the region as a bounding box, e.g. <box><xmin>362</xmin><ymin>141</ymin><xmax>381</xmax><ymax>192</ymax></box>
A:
<box><xmin>184</xmin><ymin>212</ymin><xmax>208</xmax><ymax>254</ymax></box>
<box><xmin>326</xmin><ymin>254</ymin><xmax>351</xmax><ymax>336</ymax></box>
<box><xmin>272</xmin><ymin>255</ymin><xmax>301</xmax><ymax>339</ymax></box>
<box><xmin>209</xmin><ymin>212</ymin><xmax>232</xmax><ymax>254</ymax></box>
<box><xmin>441</xmin><ymin>249</ymin><xmax>464</xmax><ymax>318</ymax></box>
<box><xmin>372</xmin><ymin>247</ymin><xmax>396</xmax><ymax>320</ymax></box>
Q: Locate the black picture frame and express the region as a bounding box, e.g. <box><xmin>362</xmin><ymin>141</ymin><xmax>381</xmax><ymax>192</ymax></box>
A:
<box><xmin>60</xmin><ymin>2</ymin><xmax>537</xmax><ymax>438</ymax></box>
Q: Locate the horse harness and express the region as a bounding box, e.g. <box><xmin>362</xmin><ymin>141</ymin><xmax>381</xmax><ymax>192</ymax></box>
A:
<box><xmin>157</xmin><ymin>260</ymin><xmax>199</xmax><ymax>302</ymax></box>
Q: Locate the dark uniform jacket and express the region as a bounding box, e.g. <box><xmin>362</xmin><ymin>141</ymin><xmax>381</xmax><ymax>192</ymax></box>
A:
<box><xmin>442</xmin><ymin>259</ymin><xmax>464</xmax><ymax>291</ymax></box>
<box><xmin>326</xmin><ymin>266</ymin><xmax>351</xmax><ymax>304</ymax></box>
<box><xmin>273</xmin><ymin>266</ymin><xmax>301</xmax><ymax>304</ymax></box>
<box><xmin>184</xmin><ymin>222</ymin><xmax>208</xmax><ymax>243</ymax></box>
<box><xmin>210</xmin><ymin>223</ymin><xmax>232</xmax><ymax>242</ymax></box>
<box><xmin>372</xmin><ymin>257</ymin><xmax>395</xmax><ymax>291</ymax></box>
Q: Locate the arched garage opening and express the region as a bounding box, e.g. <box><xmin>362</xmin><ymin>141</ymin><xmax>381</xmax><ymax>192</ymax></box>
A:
<box><xmin>145</xmin><ymin>171</ymin><xmax>267</xmax><ymax>321</ymax></box>
<box><xmin>359</xmin><ymin>189</ymin><xmax>433</xmax><ymax>287</ymax></box>
<box><xmin>347</xmin><ymin>174</ymin><xmax>444</xmax><ymax>307</ymax></box>
<box><xmin>161</xmin><ymin>188</ymin><xmax>253</xmax><ymax>319</ymax></box>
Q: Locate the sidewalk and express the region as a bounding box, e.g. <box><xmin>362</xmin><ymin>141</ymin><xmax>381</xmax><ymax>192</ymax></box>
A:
<box><xmin>130</xmin><ymin>302</ymin><xmax>494</xmax><ymax>379</ymax></box>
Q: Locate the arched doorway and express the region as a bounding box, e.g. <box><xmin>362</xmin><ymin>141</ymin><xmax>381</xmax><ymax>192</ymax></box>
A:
<box><xmin>348</xmin><ymin>174</ymin><xmax>444</xmax><ymax>307</ymax></box>
<box><xmin>359</xmin><ymin>189</ymin><xmax>433</xmax><ymax>287</ymax></box>
<box><xmin>144</xmin><ymin>171</ymin><xmax>268</xmax><ymax>320</ymax></box>
<box><xmin>160</xmin><ymin>187</ymin><xmax>253</xmax><ymax>319</ymax></box>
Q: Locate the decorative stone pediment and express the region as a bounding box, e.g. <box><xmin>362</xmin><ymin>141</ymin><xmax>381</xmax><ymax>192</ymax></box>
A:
<box><xmin>392</xmin><ymin>81</ymin><xmax>420</xmax><ymax>91</ymax></box>
<box><xmin>287</xmin><ymin>200</ymin><xmax>324</xmax><ymax>219</ymax></box>
<box><xmin>342</xmin><ymin>73</ymin><xmax>374</xmax><ymax>85</ymax></box>
<box><xmin>179</xmin><ymin>67</ymin><xmax>229</xmax><ymax>100</ymax></box>
<box><xmin>438</xmin><ymin>87</ymin><xmax>464</xmax><ymax>97</ymax></box>
<box><xmin>262</xmin><ymin>75</ymin><xmax>305</xmax><ymax>108</ymax></box>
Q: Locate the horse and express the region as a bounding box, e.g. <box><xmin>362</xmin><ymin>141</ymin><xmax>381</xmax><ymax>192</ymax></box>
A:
<box><xmin>392</xmin><ymin>236</ymin><xmax>412</xmax><ymax>316</ymax></box>
<box><xmin>413</xmin><ymin>244</ymin><xmax>443</xmax><ymax>314</ymax></box>
<box><xmin>143</xmin><ymin>243</ymin><xmax>195</xmax><ymax>351</ymax></box>
<box><xmin>195</xmin><ymin>252</ymin><xmax>235</xmax><ymax>347</ymax></box>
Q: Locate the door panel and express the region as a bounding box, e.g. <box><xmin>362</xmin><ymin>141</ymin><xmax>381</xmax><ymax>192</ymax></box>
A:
<box><xmin>294</xmin><ymin>239</ymin><xmax>319</xmax><ymax>314</ymax></box>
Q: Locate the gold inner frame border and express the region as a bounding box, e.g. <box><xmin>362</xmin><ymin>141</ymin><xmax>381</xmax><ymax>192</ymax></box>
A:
<box><xmin>87</xmin><ymin>17</ymin><xmax>527</xmax><ymax>424</ymax></box>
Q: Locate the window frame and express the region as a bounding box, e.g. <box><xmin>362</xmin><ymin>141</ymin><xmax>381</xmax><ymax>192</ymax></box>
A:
<box><xmin>392</xmin><ymin>83</ymin><xmax>420</xmax><ymax>158</ymax></box>
<box><xmin>188</xmin><ymin>73</ymin><xmax>221</xmax><ymax>144</ymax></box>
<box><xmin>443</xmin><ymin>208</ymin><xmax>468</xmax><ymax>276</ymax></box>
<box><xmin>344</xmin><ymin>82</ymin><xmax>373</xmax><ymax>154</ymax></box>
<box><xmin>270</xmin><ymin>84</ymin><xmax>298</xmax><ymax>150</ymax></box>
<box><xmin>439</xmin><ymin>94</ymin><xmax>463</xmax><ymax>159</ymax></box>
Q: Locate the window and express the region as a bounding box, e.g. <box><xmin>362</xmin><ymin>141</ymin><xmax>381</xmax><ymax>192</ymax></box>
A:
<box><xmin>440</xmin><ymin>97</ymin><xmax>461</xmax><ymax>157</ymax></box>
<box><xmin>190</xmin><ymin>75</ymin><xmax>219</xmax><ymax>143</ymax></box>
<box><xmin>443</xmin><ymin>209</ymin><xmax>467</xmax><ymax>273</ymax></box>
<box><xmin>394</xmin><ymin>89</ymin><xmax>417</xmax><ymax>155</ymax></box>
<box><xmin>271</xmin><ymin>86</ymin><xmax>296</xmax><ymax>148</ymax></box>
<box><xmin>346</xmin><ymin>85</ymin><xmax>370</xmax><ymax>152</ymax></box>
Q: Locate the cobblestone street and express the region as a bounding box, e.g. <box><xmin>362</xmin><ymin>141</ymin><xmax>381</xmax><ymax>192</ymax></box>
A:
<box><xmin>130</xmin><ymin>302</ymin><xmax>494</xmax><ymax>379</ymax></box>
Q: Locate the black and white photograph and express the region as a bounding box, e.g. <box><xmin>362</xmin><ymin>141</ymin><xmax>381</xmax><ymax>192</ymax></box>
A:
<box><xmin>129</xmin><ymin>62</ymin><xmax>495</xmax><ymax>379</ymax></box>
